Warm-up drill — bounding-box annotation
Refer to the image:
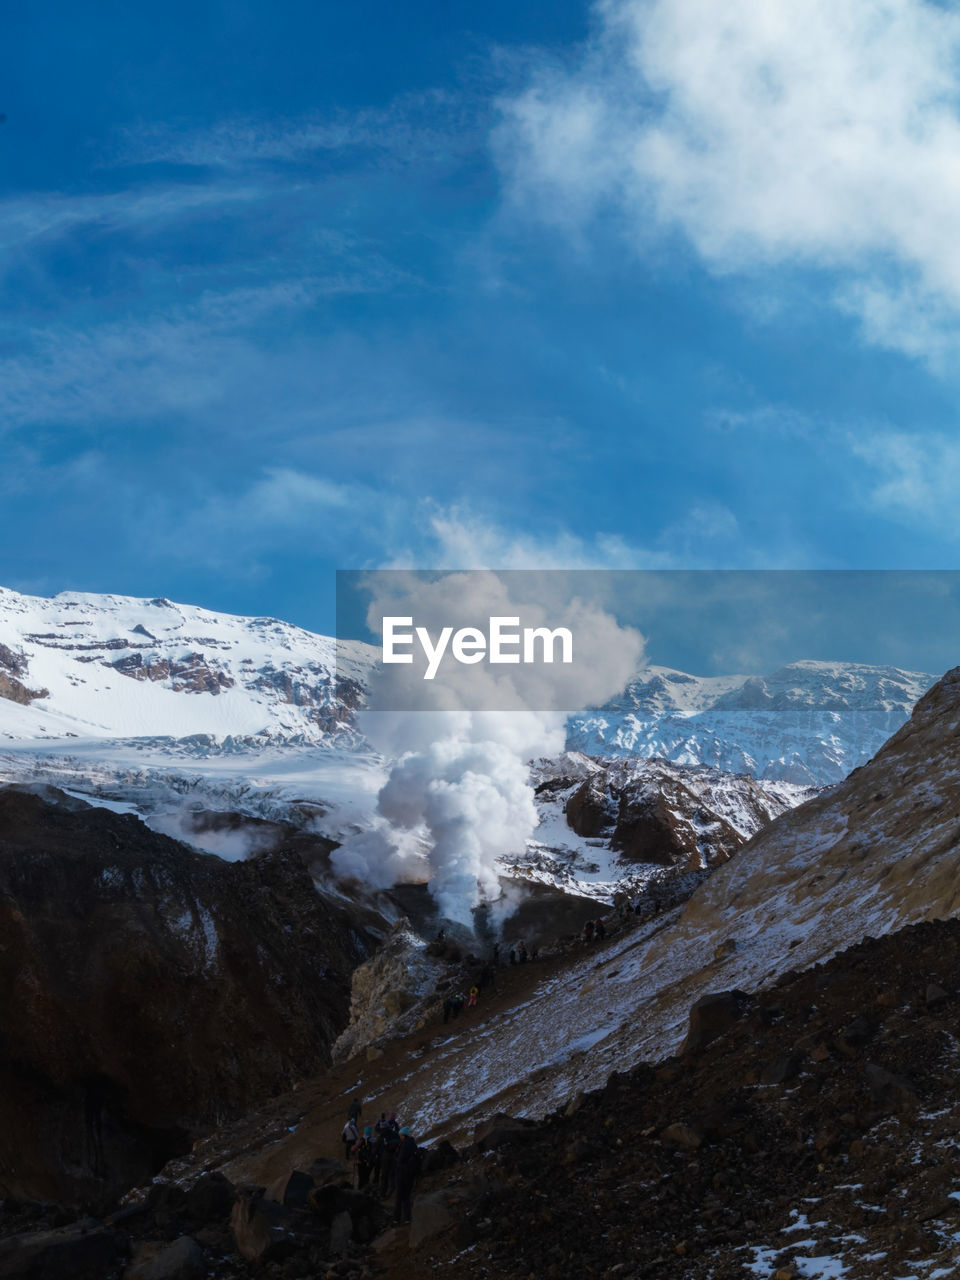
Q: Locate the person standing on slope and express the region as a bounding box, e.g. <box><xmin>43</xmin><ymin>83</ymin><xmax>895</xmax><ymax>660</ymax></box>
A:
<box><xmin>378</xmin><ymin>1117</ymin><xmax>400</xmax><ymax>1196</ymax></box>
<box><xmin>353</xmin><ymin>1126</ymin><xmax>375</xmax><ymax>1190</ymax></box>
<box><xmin>394</xmin><ymin>1126</ymin><xmax>419</xmax><ymax>1225</ymax></box>
<box><xmin>341</xmin><ymin>1116</ymin><xmax>359</xmax><ymax>1162</ymax></box>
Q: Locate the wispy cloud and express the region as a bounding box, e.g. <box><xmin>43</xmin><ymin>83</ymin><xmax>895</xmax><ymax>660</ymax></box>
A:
<box><xmin>114</xmin><ymin>90</ymin><xmax>482</xmax><ymax>172</ymax></box>
<box><xmin>496</xmin><ymin>0</ymin><xmax>960</xmax><ymax>367</ymax></box>
<box><xmin>0</xmin><ymin>272</ymin><xmax>404</xmax><ymax>433</ymax></box>
<box><xmin>849</xmin><ymin>428</ymin><xmax>960</xmax><ymax>534</ymax></box>
<box><xmin>0</xmin><ymin>183</ymin><xmax>266</xmax><ymax>255</ymax></box>
<box><xmin>704</xmin><ymin>398</ymin><xmax>960</xmax><ymax>539</ymax></box>
<box><xmin>129</xmin><ymin>469</ymin><xmax>776</xmax><ymax>578</ymax></box>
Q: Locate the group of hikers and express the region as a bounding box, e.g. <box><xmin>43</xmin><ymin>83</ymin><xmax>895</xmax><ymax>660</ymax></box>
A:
<box><xmin>438</xmin><ymin>915</ymin><xmax>627</xmax><ymax>1025</ymax></box>
<box><xmin>340</xmin><ymin>1100</ymin><xmax>420</xmax><ymax>1224</ymax></box>
<box><xmin>440</xmin><ymin>952</ymin><xmax>499</xmax><ymax>1024</ymax></box>
<box><xmin>581</xmin><ymin>916</ymin><xmax>607</xmax><ymax>944</ymax></box>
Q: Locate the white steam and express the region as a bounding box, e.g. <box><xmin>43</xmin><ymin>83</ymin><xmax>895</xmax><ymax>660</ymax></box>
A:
<box><xmin>332</xmin><ymin>571</ymin><xmax>644</xmax><ymax>924</ymax></box>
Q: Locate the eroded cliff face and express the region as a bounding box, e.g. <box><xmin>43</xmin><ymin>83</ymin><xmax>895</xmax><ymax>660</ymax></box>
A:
<box><xmin>332</xmin><ymin>925</ymin><xmax>446</xmax><ymax>1064</ymax></box>
<box><xmin>0</xmin><ymin>787</ymin><xmax>378</xmax><ymax>1208</ymax></box>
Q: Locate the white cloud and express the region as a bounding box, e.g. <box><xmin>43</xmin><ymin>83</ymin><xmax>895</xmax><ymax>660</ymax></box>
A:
<box><xmin>414</xmin><ymin>502</ymin><xmax>764</xmax><ymax>570</ymax></box>
<box><xmin>417</xmin><ymin>505</ymin><xmax>654</xmax><ymax>569</ymax></box>
<box><xmin>497</xmin><ymin>0</ymin><xmax>960</xmax><ymax>365</ymax></box>
<box><xmin>849</xmin><ymin>427</ymin><xmax>960</xmax><ymax>531</ymax></box>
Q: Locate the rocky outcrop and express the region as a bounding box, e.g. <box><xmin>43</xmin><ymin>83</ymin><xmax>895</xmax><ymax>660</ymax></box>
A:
<box><xmin>415</xmin><ymin>918</ymin><xmax>960</xmax><ymax>1280</ymax></box>
<box><xmin>0</xmin><ymin>673</ymin><xmax>48</xmax><ymax>705</ymax></box>
<box><xmin>558</xmin><ymin>757</ymin><xmax>809</xmax><ymax>872</ymax></box>
<box><xmin>564</xmin><ymin>776</ymin><xmax>614</xmax><ymax>837</ymax></box>
<box><xmin>110</xmin><ymin>651</ymin><xmax>235</xmax><ymax>694</ymax></box>
<box><xmin>0</xmin><ymin>644</ymin><xmax>47</xmax><ymax>704</ymax></box>
<box><xmin>0</xmin><ymin>1219</ymin><xmax>122</xmax><ymax>1278</ymax></box>
<box><xmin>0</xmin><ymin>787</ymin><xmax>377</xmax><ymax>1208</ymax></box>
<box><xmin>332</xmin><ymin>925</ymin><xmax>446</xmax><ymax>1064</ymax></box>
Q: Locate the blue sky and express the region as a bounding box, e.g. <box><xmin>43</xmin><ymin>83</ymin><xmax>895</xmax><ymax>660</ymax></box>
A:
<box><xmin>4</xmin><ymin>0</ymin><xmax>960</xmax><ymax>654</ymax></box>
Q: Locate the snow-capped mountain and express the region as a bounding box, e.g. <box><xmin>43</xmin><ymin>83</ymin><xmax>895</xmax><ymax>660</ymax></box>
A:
<box><xmin>566</xmin><ymin>660</ymin><xmax>935</xmax><ymax>785</ymax></box>
<box><xmin>0</xmin><ymin>585</ymin><xmax>939</xmax><ymax>913</ymax></box>
<box><xmin>0</xmin><ymin>586</ymin><xmax>372</xmax><ymax>748</ymax></box>
<box><xmin>0</xmin><ymin>587</ymin><xmax>935</xmax><ymax>791</ymax></box>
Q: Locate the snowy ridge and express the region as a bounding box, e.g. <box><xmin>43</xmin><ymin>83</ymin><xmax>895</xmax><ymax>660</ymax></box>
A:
<box><xmin>0</xmin><ymin>588</ymin><xmax>934</xmax><ymax>791</ymax></box>
<box><xmin>567</xmin><ymin>660</ymin><xmax>935</xmax><ymax>785</ymax></box>
<box><xmin>0</xmin><ymin>586</ymin><xmax>373</xmax><ymax>747</ymax></box>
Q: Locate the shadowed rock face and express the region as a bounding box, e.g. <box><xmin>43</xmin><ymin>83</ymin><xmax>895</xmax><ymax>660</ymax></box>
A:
<box><xmin>0</xmin><ymin>788</ymin><xmax>378</xmax><ymax>1209</ymax></box>
<box><xmin>563</xmin><ymin>761</ymin><xmax>801</xmax><ymax>871</ymax></box>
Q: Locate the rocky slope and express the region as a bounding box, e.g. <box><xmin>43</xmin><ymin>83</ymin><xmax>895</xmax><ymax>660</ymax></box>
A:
<box><xmin>170</xmin><ymin>659</ymin><xmax>960</xmax><ymax>1169</ymax></box>
<box><xmin>4</xmin><ymin>917</ymin><xmax>959</xmax><ymax>1280</ymax></box>
<box><xmin>0</xmin><ymin>785</ymin><xmax>383</xmax><ymax>1209</ymax></box>
<box><xmin>1</xmin><ymin>662</ymin><xmax>959</xmax><ymax>1273</ymax></box>
<box><xmin>418</xmin><ymin>918</ymin><xmax>960</xmax><ymax>1280</ymax></box>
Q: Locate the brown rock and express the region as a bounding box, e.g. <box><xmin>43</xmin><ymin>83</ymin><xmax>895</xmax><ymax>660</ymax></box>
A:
<box><xmin>473</xmin><ymin>1113</ymin><xmax>538</xmax><ymax>1151</ymax></box>
<box><xmin>408</xmin><ymin>1192</ymin><xmax>456</xmax><ymax>1249</ymax></box>
<box><xmin>681</xmin><ymin>990</ymin><xmax>751</xmax><ymax>1054</ymax></box>
<box><xmin>230</xmin><ymin>1189</ymin><xmax>294</xmax><ymax>1263</ymax></box>
<box><xmin>659</xmin><ymin>1123</ymin><xmax>703</xmax><ymax>1150</ymax></box>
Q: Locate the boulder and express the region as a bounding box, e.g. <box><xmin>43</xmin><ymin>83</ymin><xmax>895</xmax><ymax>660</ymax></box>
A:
<box><xmin>307</xmin><ymin>1157</ymin><xmax>350</xmax><ymax>1189</ymax></box>
<box><xmin>308</xmin><ymin>1185</ymin><xmax>380</xmax><ymax>1237</ymax></box>
<box><xmin>760</xmin><ymin>1053</ymin><xmax>803</xmax><ymax>1085</ymax></box>
<box><xmin>659</xmin><ymin>1123</ymin><xmax>703</xmax><ymax>1150</ymax></box>
<box><xmin>864</xmin><ymin>1061</ymin><xmax>917</xmax><ymax>1107</ymax></box>
<box><xmin>419</xmin><ymin>1141</ymin><xmax>459</xmax><ymax>1175</ymax></box>
<box><xmin>408</xmin><ymin>1191</ymin><xmax>456</xmax><ymax>1249</ymax></box>
<box><xmin>185</xmin><ymin>1172</ymin><xmax>234</xmax><ymax>1223</ymax></box>
<box><xmin>125</xmin><ymin>1235</ymin><xmax>205</xmax><ymax>1280</ymax></box>
<box><xmin>268</xmin><ymin>1169</ymin><xmax>315</xmax><ymax>1209</ymax></box>
<box><xmin>473</xmin><ymin>1113</ymin><xmax>538</xmax><ymax>1152</ymax></box>
<box><xmin>372</xmin><ymin>1228</ymin><xmax>400</xmax><ymax>1253</ymax></box>
<box><xmin>146</xmin><ymin>1182</ymin><xmax>188</xmax><ymax>1224</ymax></box>
<box><xmin>836</xmin><ymin>1016</ymin><xmax>874</xmax><ymax>1056</ymax></box>
<box><xmin>230</xmin><ymin>1188</ymin><xmax>296</xmax><ymax>1264</ymax></box>
<box><xmin>680</xmin><ymin>990</ymin><xmax>751</xmax><ymax>1054</ymax></box>
<box><xmin>0</xmin><ymin>1220</ymin><xmax>121</xmax><ymax>1279</ymax></box>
